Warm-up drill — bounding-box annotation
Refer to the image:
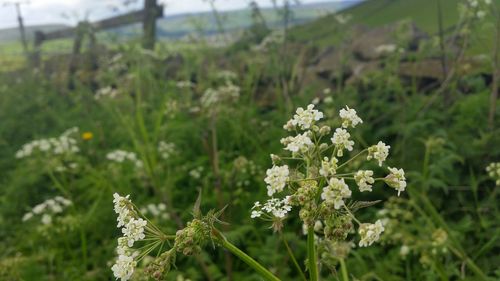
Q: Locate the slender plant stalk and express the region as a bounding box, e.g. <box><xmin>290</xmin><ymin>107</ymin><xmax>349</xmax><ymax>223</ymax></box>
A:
<box><xmin>214</xmin><ymin>230</ymin><xmax>281</xmax><ymax>281</ymax></box>
<box><xmin>339</xmin><ymin>259</ymin><xmax>349</xmax><ymax>281</ymax></box>
<box><xmin>281</xmin><ymin>234</ymin><xmax>307</xmax><ymax>281</ymax></box>
<box><xmin>307</xmin><ymin>226</ymin><xmax>318</xmax><ymax>281</ymax></box>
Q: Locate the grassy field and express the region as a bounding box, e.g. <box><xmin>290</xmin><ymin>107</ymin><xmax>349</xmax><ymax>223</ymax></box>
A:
<box><xmin>0</xmin><ymin>1</ymin><xmax>499</xmax><ymax>281</ymax></box>
<box><xmin>291</xmin><ymin>0</ymin><xmax>499</xmax><ymax>53</ymax></box>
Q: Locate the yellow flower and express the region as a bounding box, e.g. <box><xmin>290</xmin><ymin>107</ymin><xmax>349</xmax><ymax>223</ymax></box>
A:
<box><xmin>82</xmin><ymin>132</ymin><xmax>93</xmax><ymax>141</ymax></box>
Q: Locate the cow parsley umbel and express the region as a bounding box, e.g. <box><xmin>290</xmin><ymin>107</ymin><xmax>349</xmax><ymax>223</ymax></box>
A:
<box><xmin>251</xmin><ymin>104</ymin><xmax>407</xmax><ymax>276</ymax></box>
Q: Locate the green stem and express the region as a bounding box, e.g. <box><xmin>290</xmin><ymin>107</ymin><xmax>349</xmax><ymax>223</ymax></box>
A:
<box><xmin>215</xmin><ymin>230</ymin><xmax>281</xmax><ymax>281</ymax></box>
<box><xmin>281</xmin><ymin>234</ymin><xmax>307</xmax><ymax>281</ymax></box>
<box><xmin>339</xmin><ymin>259</ymin><xmax>349</xmax><ymax>281</ymax></box>
<box><xmin>307</xmin><ymin>226</ymin><xmax>318</xmax><ymax>281</ymax></box>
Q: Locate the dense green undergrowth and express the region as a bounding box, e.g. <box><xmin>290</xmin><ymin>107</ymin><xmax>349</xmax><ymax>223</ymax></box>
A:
<box><xmin>0</xmin><ymin>1</ymin><xmax>500</xmax><ymax>280</ymax></box>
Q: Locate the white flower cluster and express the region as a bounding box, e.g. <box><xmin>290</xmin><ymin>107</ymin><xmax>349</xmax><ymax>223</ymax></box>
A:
<box><xmin>463</xmin><ymin>0</ymin><xmax>492</xmax><ymax>19</ymax></box>
<box><xmin>264</xmin><ymin>165</ymin><xmax>289</xmax><ymax>196</ymax></box>
<box><xmin>140</xmin><ymin>203</ymin><xmax>169</xmax><ymax>220</ymax></box>
<box><xmin>106</xmin><ymin>150</ymin><xmax>143</xmax><ymax>169</ymax></box>
<box><xmin>367</xmin><ymin>141</ymin><xmax>390</xmax><ymax>166</ymax></box>
<box><xmin>112</xmin><ymin>193</ymin><xmax>147</xmax><ymax>281</ymax></box>
<box><xmin>321</xmin><ymin>178</ymin><xmax>352</xmax><ymax>209</ymax></box>
<box><xmin>358</xmin><ymin>220</ymin><xmax>385</xmax><ymax>247</ymax></box>
<box><xmin>158</xmin><ymin>141</ymin><xmax>176</xmax><ymax>160</ymax></box>
<box><xmin>15</xmin><ymin>128</ymin><xmax>80</xmax><ymax>159</ymax></box>
<box><xmin>281</xmin><ymin>132</ymin><xmax>314</xmax><ymax>154</ymax></box>
<box><xmin>252</xmin><ymin>30</ymin><xmax>285</xmax><ymax>52</ymax></box>
<box><xmin>339</xmin><ymin>106</ymin><xmax>362</xmax><ymax>128</ymax></box>
<box><xmin>319</xmin><ymin>157</ymin><xmax>338</xmax><ymax>177</ymax></box>
<box><xmin>176</xmin><ymin>80</ymin><xmax>195</xmax><ymax>89</ymax></box>
<box><xmin>22</xmin><ymin>196</ymin><xmax>72</xmax><ymax>225</ymax></box>
<box><xmin>284</xmin><ymin>104</ymin><xmax>324</xmax><ymax>130</ymax></box>
<box><xmin>354</xmin><ymin>170</ymin><xmax>375</xmax><ymax>192</ymax></box>
<box><xmin>385</xmin><ymin>167</ymin><xmax>407</xmax><ymax>196</ymax></box>
<box><xmin>215</xmin><ymin>70</ymin><xmax>238</xmax><ymax>82</ymax></box>
<box><xmin>252</xmin><ymin>104</ymin><xmax>406</xmax><ymax>247</ymax></box>
<box><xmin>95</xmin><ymin>86</ymin><xmax>119</xmax><ymax>100</ymax></box>
<box><xmin>331</xmin><ymin>128</ymin><xmax>354</xmax><ymax>157</ymax></box>
<box><xmin>486</xmin><ymin>162</ymin><xmax>500</xmax><ymax>185</ymax></box>
<box><xmin>189</xmin><ymin>166</ymin><xmax>204</xmax><ymax>179</ymax></box>
<box><xmin>374</xmin><ymin>44</ymin><xmax>398</xmax><ymax>55</ymax></box>
<box><xmin>201</xmin><ymin>82</ymin><xmax>240</xmax><ymax>108</ymax></box>
<box><xmin>250</xmin><ymin>197</ymin><xmax>292</xmax><ymax>219</ymax></box>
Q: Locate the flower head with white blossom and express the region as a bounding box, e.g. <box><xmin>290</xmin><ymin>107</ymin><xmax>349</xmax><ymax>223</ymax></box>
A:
<box><xmin>339</xmin><ymin>106</ymin><xmax>363</xmax><ymax>128</ymax></box>
<box><xmin>284</xmin><ymin>104</ymin><xmax>324</xmax><ymax>131</ymax></box>
<box><xmin>385</xmin><ymin>167</ymin><xmax>407</xmax><ymax>196</ymax></box>
<box><xmin>486</xmin><ymin>162</ymin><xmax>500</xmax><ymax>186</ymax></box>
<box><xmin>367</xmin><ymin>141</ymin><xmax>390</xmax><ymax>166</ymax></box>
<box><xmin>264</xmin><ymin>165</ymin><xmax>289</xmax><ymax>196</ymax></box>
<box><xmin>355</xmin><ymin>170</ymin><xmax>375</xmax><ymax>192</ymax></box>
<box><xmin>251</xmin><ymin>103</ymin><xmax>406</xmax><ymax>251</ymax></box>
<box><xmin>358</xmin><ymin>220</ymin><xmax>385</xmax><ymax>247</ymax></box>
<box><xmin>331</xmin><ymin>128</ymin><xmax>354</xmax><ymax>157</ymax></box>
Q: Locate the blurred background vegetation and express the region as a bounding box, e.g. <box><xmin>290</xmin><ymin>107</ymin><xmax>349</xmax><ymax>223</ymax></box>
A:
<box><xmin>0</xmin><ymin>0</ymin><xmax>499</xmax><ymax>280</ymax></box>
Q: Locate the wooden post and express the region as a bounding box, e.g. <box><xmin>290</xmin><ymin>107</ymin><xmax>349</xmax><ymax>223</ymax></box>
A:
<box><xmin>32</xmin><ymin>30</ymin><xmax>45</xmax><ymax>67</ymax></box>
<box><xmin>68</xmin><ymin>22</ymin><xmax>85</xmax><ymax>89</ymax></box>
<box><xmin>14</xmin><ymin>2</ymin><xmax>28</xmax><ymax>55</ymax></box>
<box><xmin>143</xmin><ymin>0</ymin><xmax>158</xmax><ymax>50</ymax></box>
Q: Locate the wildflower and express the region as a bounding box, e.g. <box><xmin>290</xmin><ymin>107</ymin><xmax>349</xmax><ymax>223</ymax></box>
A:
<box><xmin>319</xmin><ymin>157</ymin><xmax>338</xmax><ymax>177</ymax></box>
<box><xmin>339</xmin><ymin>106</ymin><xmax>363</xmax><ymax>128</ymax></box>
<box><xmin>22</xmin><ymin>196</ymin><xmax>72</xmax><ymax>224</ymax></box>
<box><xmin>95</xmin><ymin>86</ymin><xmax>119</xmax><ymax>100</ymax></box>
<box><xmin>201</xmin><ymin>82</ymin><xmax>240</xmax><ymax>108</ymax></box>
<box><xmin>107</xmin><ymin>150</ymin><xmax>143</xmax><ymax>169</ymax></box>
<box><xmin>176</xmin><ymin>80</ymin><xmax>195</xmax><ymax>89</ymax></box>
<box><xmin>284</xmin><ymin>104</ymin><xmax>324</xmax><ymax>131</ymax></box>
<box><xmin>400</xmin><ymin>245</ymin><xmax>410</xmax><ymax>257</ymax></box>
<box><xmin>41</xmin><ymin>214</ymin><xmax>52</xmax><ymax>225</ymax></box>
<box><xmin>117</xmin><ymin>237</ymin><xmax>131</xmax><ymax>255</ymax></box>
<box><xmin>158</xmin><ymin>141</ymin><xmax>176</xmax><ymax>160</ymax></box>
<box><xmin>15</xmin><ymin>128</ymin><xmax>80</xmax><ymax>159</ymax></box>
<box><xmin>321</xmin><ymin>178</ymin><xmax>351</xmax><ymax>209</ymax></box>
<box><xmin>141</xmin><ymin>203</ymin><xmax>169</xmax><ymax>220</ymax></box>
<box><xmin>111</xmin><ymin>253</ymin><xmax>137</xmax><ymax>281</ymax></box>
<box><xmin>113</xmin><ymin>193</ymin><xmax>132</xmax><ymax>227</ymax></box>
<box><xmin>432</xmin><ymin>228</ymin><xmax>448</xmax><ymax>247</ymax></box>
<box><xmin>331</xmin><ymin>128</ymin><xmax>354</xmax><ymax>157</ymax></box>
<box><xmin>374</xmin><ymin>44</ymin><xmax>397</xmax><ymax>55</ymax></box>
<box><xmin>354</xmin><ymin>170</ymin><xmax>375</xmax><ymax>192</ymax></box>
<box><xmin>385</xmin><ymin>167</ymin><xmax>407</xmax><ymax>196</ymax></box>
<box><xmin>122</xmin><ymin>218</ymin><xmax>147</xmax><ymax>247</ymax></box>
<box><xmin>262</xmin><ymin>197</ymin><xmax>292</xmax><ymax>218</ymax></box>
<box><xmin>367</xmin><ymin>141</ymin><xmax>390</xmax><ymax>166</ymax></box>
<box><xmin>486</xmin><ymin>162</ymin><xmax>500</xmax><ymax>185</ymax></box>
<box><xmin>251</xmin><ymin>197</ymin><xmax>292</xmax><ymax>219</ymax></box>
<box><xmin>189</xmin><ymin>166</ymin><xmax>203</xmax><ymax>179</ymax></box>
<box><xmin>264</xmin><ymin>165</ymin><xmax>289</xmax><ymax>196</ymax></box>
<box><xmin>281</xmin><ymin>132</ymin><xmax>314</xmax><ymax>153</ymax></box>
<box><xmin>22</xmin><ymin>212</ymin><xmax>33</xmax><ymax>221</ymax></box>
<box><xmin>358</xmin><ymin>220</ymin><xmax>384</xmax><ymax>247</ymax></box>
<box><xmin>82</xmin><ymin>132</ymin><xmax>93</xmax><ymax>141</ymax></box>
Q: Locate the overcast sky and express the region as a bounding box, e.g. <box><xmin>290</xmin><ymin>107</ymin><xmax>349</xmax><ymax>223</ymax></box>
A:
<box><xmin>0</xmin><ymin>0</ymin><xmax>344</xmax><ymax>29</ymax></box>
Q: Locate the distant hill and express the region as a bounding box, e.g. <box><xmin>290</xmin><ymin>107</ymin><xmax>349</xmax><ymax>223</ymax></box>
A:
<box><xmin>0</xmin><ymin>24</ymin><xmax>68</xmax><ymax>43</ymax></box>
<box><xmin>291</xmin><ymin>0</ymin><xmax>499</xmax><ymax>53</ymax></box>
<box><xmin>0</xmin><ymin>1</ymin><xmax>361</xmax><ymax>43</ymax></box>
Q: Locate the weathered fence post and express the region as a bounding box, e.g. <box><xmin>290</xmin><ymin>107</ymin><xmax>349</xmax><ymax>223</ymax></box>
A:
<box><xmin>68</xmin><ymin>22</ymin><xmax>85</xmax><ymax>89</ymax></box>
<box><xmin>143</xmin><ymin>0</ymin><xmax>158</xmax><ymax>50</ymax></box>
<box><xmin>31</xmin><ymin>30</ymin><xmax>45</xmax><ymax>67</ymax></box>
